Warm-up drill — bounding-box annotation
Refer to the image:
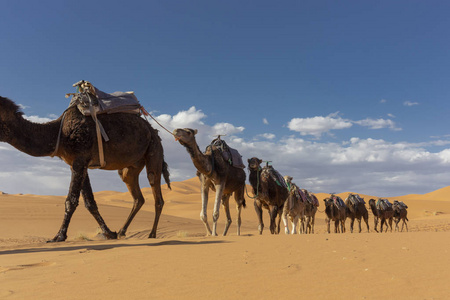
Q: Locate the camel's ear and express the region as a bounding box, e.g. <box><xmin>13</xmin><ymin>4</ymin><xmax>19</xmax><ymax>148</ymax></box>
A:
<box><xmin>258</xmin><ymin>158</ymin><xmax>262</xmax><ymax>164</ymax></box>
<box><xmin>248</xmin><ymin>158</ymin><xmax>251</xmax><ymax>163</ymax></box>
<box><xmin>193</xmin><ymin>129</ymin><xmax>198</xmax><ymax>135</ymax></box>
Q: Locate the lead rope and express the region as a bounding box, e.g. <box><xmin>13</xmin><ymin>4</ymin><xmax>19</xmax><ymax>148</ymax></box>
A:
<box><xmin>141</xmin><ymin>107</ymin><xmax>175</xmax><ymax>137</ymax></box>
<box><xmin>245</xmin><ymin>167</ymin><xmax>261</xmax><ymax>199</ymax></box>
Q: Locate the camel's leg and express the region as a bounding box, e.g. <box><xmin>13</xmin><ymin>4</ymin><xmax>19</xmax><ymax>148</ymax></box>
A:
<box><xmin>334</xmin><ymin>220</ymin><xmax>339</xmax><ymax>233</ymax></box>
<box><xmin>211</xmin><ymin>183</ymin><xmax>225</xmax><ymax>236</ymax></box>
<box><xmin>221</xmin><ymin>194</ymin><xmax>232</xmax><ymax>236</ymax></box>
<box><xmin>234</xmin><ymin>187</ymin><xmax>245</xmax><ymax>236</ymax></box>
<box><xmin>147</xmin><ymin>169</ymin><xmax>165</xmax><ymax>239</ymax></box>
<box><xmin>49</xmin><ymin>162</ymin><xmax>87</xmax><ymax>242</ymax></box>
<box><xmin>269</xmin><ymin>206</ymin><xmax>279</xmax><ymax>234</ymax></box>
<box><xmin>117</xmin><ymin>167</ymin><xmax>146</xmax><ymax>238</ymax></box>
<box><xmin>282</xmin><ymin>212</ymin><xmax>290</xmax><ymax>234</ymax></box>
<box><xmin>292</xmin><ymin>216</ymin><xmax>299</xmax><ymax>235</ymax></box>
<box><xmin>81</xmin><ymin>174</ymin><xmax>117</xmax><ymax>239</ymax></box>
<box><xmin>326</xmin><ymin>218</ymin><xmax>331</xmax><ymax>234</ymax></box>
<box><xmin>357</xmin><ymin>218</ymin><xmax>362</xmax><ymax>233</ymax></box>
<box><xmin>373</xmin><ymin>216</ymin><xmax>379</xmax><ymax>233</ymax></box>
<box><xmin>200</xmin><ymin>180</ymin><xmax>212</xmax><ymax>236</ymax></box>
<box><xmin>388</xmin><ymin>218</ymin><xmax>393</xmax><ymax>232</ymax></box>
<box><xmin>254</xmin><ymin>200</ymin><xmax>264</xmax><ymax>234</ymax></box>
<box><xmin>276</xmin><ymin>208</ymin><xmax>282</xmax><ymax>234</ymax></box>
<box><xmin>364</xmin><ymin>214</ymin><xmax>370</xmax><ymax>233</ymax></box>
<box><xmin>403</xmin><ymin>219</ymin><xmax>408</xmax><ymax>232</ymax></box>
<box><xmin>350</xmin><ymin>218</ymin><xmax>355</xmax><ymax>233</ymax></box>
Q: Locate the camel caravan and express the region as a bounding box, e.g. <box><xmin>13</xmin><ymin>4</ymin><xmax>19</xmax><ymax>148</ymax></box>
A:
<box><xmin>0</xmin><ymin>81</ymin><xmax>409</xmax><ymax>241</ymax></box>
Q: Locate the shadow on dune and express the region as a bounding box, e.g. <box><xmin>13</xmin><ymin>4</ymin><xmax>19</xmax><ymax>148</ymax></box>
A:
<box><xmin>0</xmin><ymin>239</ymin><xmax>229</xmax><ymax>256</ymax></box>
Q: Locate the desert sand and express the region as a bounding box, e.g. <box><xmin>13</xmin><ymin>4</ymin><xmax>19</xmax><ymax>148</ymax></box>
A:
<box><xmin>1</xmin><ymin>178</ymin><xmax>450</xmax><ymax>299</ymax></box>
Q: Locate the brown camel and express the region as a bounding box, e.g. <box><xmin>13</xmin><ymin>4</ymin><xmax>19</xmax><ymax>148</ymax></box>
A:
<box><xmin>0</xmin><ymin>96</ymin><xmax>170</xmax><ymax>242</ymax></box>
<box><xmin>345</xmin><ymin>193</ymin><xmax>370</xmax><ymax>233</ymax></box>
<box><xmin>393</xmin><ymin>201</ymin><xmax>409</xmax><ymax>232</ymax></box>
<box><xmin>368</xmin><ymin>199</ymin><xmax>394</xmax><ymax>233</ymax></box>
<box><xmin>248</xmin><ymin>157</ymin><xmax>288</xmax><ymax>235</ymax></box>
<box><xmin>301</xmin><ymin>189</ymin><xmax>318</xmax><ymax>234</ymax></box>
<box><xmin>173</xmin><ymin>128</ymin><xmax>246</xmax><ymax>236</ymax></box>
<box><xmin>323</xmin><ymin>195</ymin><xmax>346</xmax><ymax>233</ymax></box>
<box><xmin>282</xmin><ymin>176</ymin><xmax>305</xmax><ymax>234</ymax></box>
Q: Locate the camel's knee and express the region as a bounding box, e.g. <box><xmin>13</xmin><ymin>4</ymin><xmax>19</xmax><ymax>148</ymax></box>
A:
<box><xmin>65</xmin><ymin>197</ymin><xmax>79</xmax><ymax>212</ymax></box>
<box><xmin>212</xmin><ymin>210</ymin><xmax>220</xmax><ymax>222</ymax></box>
<box><xmin>200</xmin><ymin>212</ymin><xmax>208</xmax><ymax>223</ymax></box>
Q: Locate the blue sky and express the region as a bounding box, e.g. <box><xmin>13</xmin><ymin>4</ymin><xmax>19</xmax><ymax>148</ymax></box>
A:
<box><xmin>1</xmin><ymin>0</ymin><xmax>450</xmax><ymax>196</ymax></box>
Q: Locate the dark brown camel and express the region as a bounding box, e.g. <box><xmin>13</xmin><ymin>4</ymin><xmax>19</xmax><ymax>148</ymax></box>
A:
<box><xmin>248</xmin><ymin>157</ymin><xmax>288</xmax><ymax>235</ymax></box>
<box><xmin>173</xmin><ymin>128</ymin><xmax>246</xmax><ymax>236</ymax></box>
<box><xmin>345</xmin><ymin>194</ymin><xmax>370</xmax><ymax>233</ymax></box>
<box><xmin>302</xmin><ymin>189</ymin><xmax>318</xmax><ymax>234</ymax></box>
<box><xmin>368</xmin><ymin>199</ymin><xmax>394</xmax><ymax>233</ymax></box>
<box><xmin>323</xmin><ymin>196</ymin><xmax>346</xmax><ymax>233</ymax></box>
<box><xmin>393</xmin><ymin>201</ymin><xmax>409</xmax><ymax>232</ymax></box>
<box><xmin>0</xmin><ymin>96</ymin><xmax>170</xmax><ymax>242</ymax></box>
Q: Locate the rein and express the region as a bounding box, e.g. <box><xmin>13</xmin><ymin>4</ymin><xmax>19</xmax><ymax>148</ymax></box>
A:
<box><xmin>245</xmin><ymin>167</ymin><xmax>261</xmax><ymax>199</ymax></box>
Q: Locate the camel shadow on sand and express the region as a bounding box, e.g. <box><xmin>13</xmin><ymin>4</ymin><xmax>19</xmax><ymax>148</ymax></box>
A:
<box><xmin>0</xmin><ymin>239</ymin><xmax>229</xmax><ymax>256</ymax></box>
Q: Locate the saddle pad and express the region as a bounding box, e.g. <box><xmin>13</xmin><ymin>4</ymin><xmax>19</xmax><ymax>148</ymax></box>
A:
<box><xmin>72</xmin><ymin>87</ymin><xmax>142</xmax><ymax>116</ymax></box>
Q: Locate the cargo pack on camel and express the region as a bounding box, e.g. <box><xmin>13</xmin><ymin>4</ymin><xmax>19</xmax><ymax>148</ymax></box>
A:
<box><xmin>60</xmin><ymin>80</ymin><xmax>148</xmax><ymax>168</ymax></box>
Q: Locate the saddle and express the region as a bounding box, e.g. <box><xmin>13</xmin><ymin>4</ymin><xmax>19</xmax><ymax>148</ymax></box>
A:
<box><xmin>376</xmin><ymin>198</ymin><xmax>393</xmax><ymax>210</ymax></box>
<box><xmin>58</xmin><ymin>80</ymin><xmax>146</xmax><ymax>168</ymax></box>
<box><xmin>393</xmin><ymin>200</ymin><xmax>408</xmax><ymax>209</ymax></box>
<box><xmin>303</xmin><ymin>189</ymin><xmax>320</xmax><ymax>207</ymax></box>
<box><xmin>331</xmin><ymin>195</ymin><xmax>346</xmax><ymax>208</ymax></box>
<box><xmin>261</xmin><ymin>164</ymin><xmax>287</xmax><ymax>189</ymax></box>
<box><xmin>207</xmin><ymin>137</ymin><xmax>245</xmax><ymax>169</ymax></box>
<box><xmin>347</xmin><ymin>193</ymin><xmax>366</xmax><ymax>206</ymax></box>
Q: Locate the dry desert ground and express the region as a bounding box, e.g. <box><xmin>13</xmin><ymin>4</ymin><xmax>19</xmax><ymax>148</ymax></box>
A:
<box><xmin>1</xmin><ymin>178</ymin><xmax>450</xmax><ymax>299</ymax></box>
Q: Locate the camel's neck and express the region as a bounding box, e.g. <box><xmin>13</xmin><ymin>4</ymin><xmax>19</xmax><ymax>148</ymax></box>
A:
<box><xmin>183</xmin><ymin>142</ymin><xmax>212</xmax><ymax>175</ymax></box>
<box><xmin>3</xmin><ymin>113</ymin><xmax>61</xmax><ymax>157</ymax></box>
<box><xmin>248</xmin><ymin>168</ymin><xmax>261</xmax><ymax>193</ymax></box>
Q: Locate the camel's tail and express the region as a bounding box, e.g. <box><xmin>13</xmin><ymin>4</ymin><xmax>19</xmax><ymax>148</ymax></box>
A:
<box><xmin>242</xmin><ymin>198</ymin><xmax>246</xmax><ymax>208</ymax></box>
<box><xmin>163</xmin><ymin>160</ymin><xmax>171</xmax><ymax>190</ymax></box>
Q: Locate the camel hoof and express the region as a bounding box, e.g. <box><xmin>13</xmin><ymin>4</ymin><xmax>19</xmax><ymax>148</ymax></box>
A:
<box><xmin>47</xmin><ymin>233</ymin><xmax>67</xmax><ymax>243</ymax></box>
<box><xmin>148</xmin><ymin>232</ymin><xmax>157</xmax><ymax>238</ymax></box>
<box><xmin>104</xmin><ymin>231</ymin><xmax>118</xmax><ymax>240</ymax></box>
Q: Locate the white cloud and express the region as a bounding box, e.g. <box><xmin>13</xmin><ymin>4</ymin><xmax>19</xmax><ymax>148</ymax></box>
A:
<box><xmin>263</xmin><ymin>118</ymin><xmax>269</xmax><ymax>125</ymax></box>
<box><xmin>24</xmin><ymin>115</ymin><xmax>55</xmax><ymax>123</ymax></box>
<box><xmin>212</xmin><ymin>123</ymin><xmax>245</xmax><ymax>136</ymax></box>
<box><xmin>404</xmin><ymin>101</ymin><xmax>419</xmax><ymax>106</ymax></box>
<box><xmin>354</xmin><ymin>118</ymin><xmax>401</xmax><ymax>131</ymax></box>
<box><xmin>380</xmin><ymin>99</ymin><xmax>387</xmax><ymax>103</ymax></box>
<box><xmin>287</xmin><ymin>112</ymin><xmax>353</xmax><ymax>138</ymax></box>
<box><xmin>257</xmin><ymin>133</ymin><xmax>276</xmax><ymax>140</ymax></box>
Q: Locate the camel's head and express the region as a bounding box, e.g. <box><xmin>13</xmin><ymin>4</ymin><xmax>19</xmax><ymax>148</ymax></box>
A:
<box><xmin>323</xmin><ymin>198</ymin><xmax>333</xmax><ymax>207</ymax></box>
<box><xmin>173</xmin><ymin>128</ymin><xmax>198</xmax><ymax>146</ymax></box>
<box><xmin>368</xmin><ymin>199</ymin><xmax>376</xmax><ymax>206</ymax></box>
<box><xmin>0</xmin><ymin>97</ymin><xmax>23</xmax><ymax>141</ymax></box>
<box><xmin>247</xmin><ymin>157</ymin><xmax>262</xmax><ymax>171</ymax></box>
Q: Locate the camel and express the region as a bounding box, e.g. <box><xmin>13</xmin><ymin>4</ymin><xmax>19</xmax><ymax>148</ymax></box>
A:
<box><xmin>248</xmin><ymin>157</ymin><xmax>288</xmax><ymax>235</ymax></box>
<box><xmin>323</xmin><ymin>195</ymin><xmax>346</xmax><ymax>233</ymax></box>
<box><xmin>282</xmin><ymin>176</ymin><xmax>306</xmax><ymax>234</ymax></box>
<box><xmin>393</xmin><ymin>201</ymin><xmax>409</xmax><ymax>232</ymax></box>
<box><xmin>0</xmin><ymin>95</ymin><xmax>170</xmax><ymax>242</ymax></box>
<box><xmin>173</xmin><ymin>128</ymin><xmax>246</xmax><ymax>236</ymax></box>
<box><xmin>368</xmin><ymin>199</ymin><xmax>394</xmax><ymax>233</ymax></box>
<box><xmin>301</xmin><ymin>189</ymin><xmax>318</xmax><ymax>234</ymax></box>
<box><xmin>345</xmin><ymin>193</ymin><xmax>370</xmax><ymax>233</ymax></box>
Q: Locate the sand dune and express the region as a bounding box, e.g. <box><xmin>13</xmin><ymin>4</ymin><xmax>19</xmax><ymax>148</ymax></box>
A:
<box><xmin>1</xmin><ymin>178</ymin><xmax>450</xmax><ymax>299</ymax></box>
